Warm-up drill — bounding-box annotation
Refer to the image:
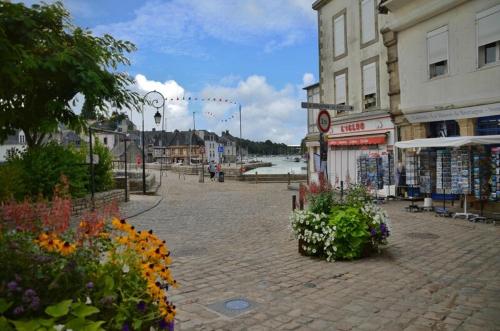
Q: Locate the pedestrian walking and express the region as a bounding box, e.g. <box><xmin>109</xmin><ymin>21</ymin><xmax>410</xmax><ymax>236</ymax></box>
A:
<box><xmin>208</xmin><ymin>160</ymin><xmax>216</xmax><ymax>181</ymax></box>
<box><xmin>216</xmin><ymin>163</ymin><xmax>222</xmax><ymax>180</ymax></box>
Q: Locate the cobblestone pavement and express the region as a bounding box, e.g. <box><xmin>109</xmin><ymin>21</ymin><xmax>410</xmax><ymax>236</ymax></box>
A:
<box><xmin>122</xmin><ymin>173</ymin><xmax>500</xmax><ymax>331</ymax></box>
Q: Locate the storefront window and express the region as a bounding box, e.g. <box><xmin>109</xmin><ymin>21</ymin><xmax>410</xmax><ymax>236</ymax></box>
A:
<box><xmin>428</xmin><ymin>120</ymin><xmax>460</xmax><ymax>138</ymax></box>
<box><xmin>477</xmin><ymin>115</ymin><xmax>500</xmax><ymax>135</ymax></box>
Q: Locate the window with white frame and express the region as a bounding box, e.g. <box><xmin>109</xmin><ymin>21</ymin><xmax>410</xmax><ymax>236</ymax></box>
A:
<box><xmin>334</xmin><ymin>72</ymin><xmax>347</xmax><ymax>114</ymax></box>
<box><xmin>362</xmin><ymin>62</ymin><xmax>377</xmax><ymax>109</ymax></box>
<box><xmin>333</xmin><ymin>12</ymin><xmax>346</xmax><ymax>58</ymax></box>
<box><xmin>477</xmin><ymin>5</ymin><xmax>500</xmax><ymax>67</ymax></box>
<box><xmin>427</xmin><ymin>26</ymin><xmax>448</xmax><ymax>78</ymax></box>
<box><xmin>19</xmin><ymin>133</ymin><xmax>25</xmax><ymax>144</ymax></box>
<box><xmin>360</xmin><ymin>0</ymin><xmax>376</xmax><ymax>45</ymax></box>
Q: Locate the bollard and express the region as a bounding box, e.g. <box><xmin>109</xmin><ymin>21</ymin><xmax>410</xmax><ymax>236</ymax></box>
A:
<box><xmin>292</xmin><ymin>195</ymin><xmax>297</xmax><ymax>211</ymax></box>
<box><xmin>288</xmin><ymin>172</ymin><xmax>291</xmax><ymax>185</ymax></box>
<box><xmin>255</xmin><ymin>172</ymin><xmax>258</xmax><ymax>184</ymax></box>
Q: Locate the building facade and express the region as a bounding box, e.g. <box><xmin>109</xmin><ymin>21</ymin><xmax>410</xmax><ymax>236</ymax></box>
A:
<box><xmin>313</xmin><ymin>0</ymin><xmax>396</xmax><ymax>188</ymax></box>
<box><xmin>381</xmin><ymin>0</ymin><xmax>500</xmax><ymax>141</ymax></box>
<box><xmin>195</xmin><ymin>130</ymin><xmax>222</xmax><ymax>163</ymax></box>
<box><xmin>0</xmin><ymin>130</ymin><xmax>27</xmax><ymax>162</ymax></box>
<box><xmin>166</xmin><ymin>130</ymin><xmax>204</xmax><ymax>165</ymax></box>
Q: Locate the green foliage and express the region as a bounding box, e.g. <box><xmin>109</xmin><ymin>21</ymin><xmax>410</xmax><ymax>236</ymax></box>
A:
<box><xmin>328</xmin><ymin>206</ymin><xmax>370</xmax><ymax>260</ymax></box>
<box><xmin>0</xmin><ymin>1</ymin><xmax>140</xmax><ymax>148</ymax></box>
<box><xmin>344</xmin><ymin>184</ymin><xmax>372</xmax><ymax>207</ymax></box>
<box><xmin>7</xmin><ymin>143</ymin><xmax>88</xmax><ymax>199</ymax></box>
<box><xmin>0</xmin><ymin>163</ymin><xmax>26</xmax><ymax>201</ymax></box>
<box><xmin>236</xmin><ymin>137</ymin><xmax>289</xmax><ymax>155</ymax></box>
<box><xmin>308</xmin><ymin>191</ymin><xmax>335</xmax><ymax>214</ymax></box>
<box><xmin>80</xmin><ymin>140</ymin><xmax>114</xmax><ymax>193</ymax></box>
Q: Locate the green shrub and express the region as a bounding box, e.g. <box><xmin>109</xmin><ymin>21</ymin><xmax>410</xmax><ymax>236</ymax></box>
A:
<box><xmin>5</xmin><ymin>143</ymin><xmax>88</xmax><ymax>199</ymax></box>
<box><xmin>80</xmin><ymin>140</ymin><xmax>114</xmax><ymax>193</ymax></box>
<box><xmin>0</xmin><ymin>163</ymin><xmax>26</xmax><ymax>201</ymax></box>
<box><xmin>308</xmin><ymin>191</ymin><xmax>335</xmax><ymax>214</ymax></box>
<box><xmin>328</xmin><ymin>206</ymin><xmax>369</xmax><ymax>260</ymax></box>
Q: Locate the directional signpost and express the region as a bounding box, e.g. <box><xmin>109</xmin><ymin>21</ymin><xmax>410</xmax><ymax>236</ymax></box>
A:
<box><xmin>301</xmin><ymin>102</ymin><xmax>353</xmax><ymax>112</ymax></box>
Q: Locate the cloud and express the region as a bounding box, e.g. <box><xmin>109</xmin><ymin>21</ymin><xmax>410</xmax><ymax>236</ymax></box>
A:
<box><xmin>302</xmin><ymin>73</ymin><xmax>315</xmax><ymax>87</ymax></box>
<box><xmin>200</xmin><ymin>75</ymin><xmax>307</xmax><ymax>144</ymax></box>
<box><xmin>131</xmin><ymin>74</ymin><xmax>193</xmax><ymax>131</ymax></box>
<box><xmin>92</xmin><ymin>0</ymin><xmax>316</xmax><ymax>56</ymax></box>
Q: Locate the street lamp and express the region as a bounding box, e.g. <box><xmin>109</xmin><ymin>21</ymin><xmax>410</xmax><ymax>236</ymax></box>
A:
<box><xmin>141</xmin><ymin>90</ymin><xmax>165</xmax><ymax>194</ymax></box>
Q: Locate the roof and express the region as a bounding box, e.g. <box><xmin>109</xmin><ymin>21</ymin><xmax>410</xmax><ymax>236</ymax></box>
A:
<box><xmin>312</xmin><ymin>0</ymin><xmax>331</xmax><ymax>10</ymax></box>
<box><xmin>303</xmin><ymin>82</ymin><xmax>320</xmax><ymax>90</ymax></box>
<box><xmin>144</xmin><ymin>131</ymin><xmax>174</xmax><ymax>147</ymax></box>
<box><xmin>2</xmin><ymin>130</ymin><xmax>23</xmax><ymax>145</ymax></box>
<box><xmin>168</xmin><ymin>130</ymin><xmax>205</xmax><ymax>146</ymax></box>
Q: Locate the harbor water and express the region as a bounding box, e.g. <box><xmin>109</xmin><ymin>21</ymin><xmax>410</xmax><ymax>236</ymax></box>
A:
<box><xmin>244</xmin><ymin>156</ymin><xmax>306</xmax><ymax>175</ymax></box>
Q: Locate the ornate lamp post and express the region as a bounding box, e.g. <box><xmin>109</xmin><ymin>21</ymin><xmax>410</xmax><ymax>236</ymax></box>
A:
<box><xmin>142</xmin><ymin>90</ymin><xmax>165</xmax><ymax>194</ymax></box>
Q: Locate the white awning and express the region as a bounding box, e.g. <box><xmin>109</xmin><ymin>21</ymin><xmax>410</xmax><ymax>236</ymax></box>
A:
<box><xmin>395</xmin><ymin>135</ymin><xmax>500</xmax><ymax>149</ymax></box>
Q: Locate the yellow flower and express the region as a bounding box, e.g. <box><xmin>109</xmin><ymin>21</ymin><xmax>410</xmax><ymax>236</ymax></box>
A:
<box><xmin>59</xmin><ymin>241</ymin><xmax>76</xmax><ymax>256</ymax></box>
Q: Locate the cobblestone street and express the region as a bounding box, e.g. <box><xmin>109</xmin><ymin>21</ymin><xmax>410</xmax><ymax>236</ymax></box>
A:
<box><xmin>122</xmin><ymin>173</ymin><xmax>500</xmax><ymax>331</ymax></box>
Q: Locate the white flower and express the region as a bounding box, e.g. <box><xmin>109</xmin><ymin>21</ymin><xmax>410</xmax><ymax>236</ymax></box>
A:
<box><xmin>85</xmin><ymin>296</ymin><xmax>92</xmax><ymax>304</ymax></box>
<box><xmin>312</xmin><ymin>248</ymin><xmax>317</xmax><ymax>253</ymax></box>
<box><xmin>54</xmin><ymin>325</ymin><xmax>65</xmax><ymax>331</ymax></box>
<box><xmin>122</xmin><ymin>264</ymin><xmax>130</xmax><ymax>273</ymax></box>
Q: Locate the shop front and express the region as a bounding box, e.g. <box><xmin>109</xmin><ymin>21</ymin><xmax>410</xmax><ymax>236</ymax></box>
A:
<box><xmin>326</xmin><ymin>112</ymin><xmax>395</xmax><ymax>193</ymax></box>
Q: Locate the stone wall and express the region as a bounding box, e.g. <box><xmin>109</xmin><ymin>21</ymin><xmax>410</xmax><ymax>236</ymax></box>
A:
<box><xmin>71</xmin><ymin>189</ymin><xmax>125</xmax><ymax>217</ymax></box>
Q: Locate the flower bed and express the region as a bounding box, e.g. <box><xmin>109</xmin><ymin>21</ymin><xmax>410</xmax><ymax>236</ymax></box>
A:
<box><xmin>290</xmin><ymin>180</ymin><xmax>390</xmax><ymax>261</ymax></box>
<box><xmin>0</xmin><ymin>190</ymin><xmax>176</xmax><ymax>330</ymax></box>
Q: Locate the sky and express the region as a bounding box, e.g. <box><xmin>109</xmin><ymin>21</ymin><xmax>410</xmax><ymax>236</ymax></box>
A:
<box><xmin>18</xmin><ymin>0</ymin><xmax>319</xmax><ymax>144</ymax></box>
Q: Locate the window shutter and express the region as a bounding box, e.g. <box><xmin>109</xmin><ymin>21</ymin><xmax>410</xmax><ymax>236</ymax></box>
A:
<box><xmin>427</xmin><ymin>26</ymin><xmax>448</xmax><ymax>65</ymax></box>
<box><xmin>334</xmin><ymin>14</ymin><xmax>345</xmax><ymax>57</ymax></box>
<box><xmin>477</xmin><ymin>5</ymin><xmax>500</xmax><ymax>47</ymax></box>
<box><xmin>361</xmin><ymin>0</ymin><xmax>376</xmax><ymax>43</ymax></box>
<box><xmin>362</xmin><ymin>63</ymin><xmax>376</xmax><ymax>96</ymax></box>
<box><xmin>335</xmin><ymin>74</ymin><xmax>346</xmax><ymax>104</ymax></box>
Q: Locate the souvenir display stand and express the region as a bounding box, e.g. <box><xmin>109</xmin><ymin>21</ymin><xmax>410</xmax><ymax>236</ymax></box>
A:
<box><xmin>395</xmin><ymin>135</ymin><xmax>500</xmax><ymax>218</ymax></box>
<box><xmin>404</xmin><ymin>151</ymin><xmax>422</xmax><ymax>212</ymax></box>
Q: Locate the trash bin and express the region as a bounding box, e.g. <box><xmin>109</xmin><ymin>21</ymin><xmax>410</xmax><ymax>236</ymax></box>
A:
<box><xmin>218</xmin><ymin>171</ymin><xmax>224</xmax><ymax>182</ymax></box>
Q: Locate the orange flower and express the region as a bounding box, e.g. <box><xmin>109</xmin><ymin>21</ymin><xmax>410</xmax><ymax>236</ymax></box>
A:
<box><xmin>59</xmin><ymin>241</ymin><xmax>76</xmax><ymax>255</ymax></box>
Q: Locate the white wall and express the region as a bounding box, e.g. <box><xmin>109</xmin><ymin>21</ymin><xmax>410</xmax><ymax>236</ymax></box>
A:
<box><xmin>318</xmin><ymin>0</ymin><xmax>390</xmax><ymax>115</ymax></box>
<box><xmin>0</xmin><ymin>144</ymin><xmax>26</xmax><ymax>162</ymax></box>
<box><xmin>395</xmin><ymin>0</ymin><xmax>500</xmax><ymax>114</ymax></box>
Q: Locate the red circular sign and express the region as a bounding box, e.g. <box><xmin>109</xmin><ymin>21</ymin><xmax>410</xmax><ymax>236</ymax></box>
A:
<box><xmin>317</xmin><ymin>109</ymin><xmax>331</xmax><ymax>133</ymax></box>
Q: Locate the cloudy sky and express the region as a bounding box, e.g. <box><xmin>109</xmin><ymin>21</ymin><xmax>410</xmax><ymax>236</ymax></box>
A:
<box><xmin>19</xmin><ymin>0</ymin><xmax>318</xmax><ymax>144</ymax></box>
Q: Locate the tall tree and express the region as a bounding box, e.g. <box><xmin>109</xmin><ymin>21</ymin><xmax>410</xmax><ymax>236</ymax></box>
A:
<box><xmin>0</xmin><ymin>1</ymin><xmax>140</xmax><ymax>148</ymax></box>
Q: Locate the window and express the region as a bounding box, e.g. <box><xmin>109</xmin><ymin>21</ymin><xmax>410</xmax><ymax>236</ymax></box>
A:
<box><xmin>362</xmin><ymin>61</ymin><xmax>377</xmax><ymax>109</ymax></box>
<box><xmin>360</xmin><ymin>0</ymin><xmax>376</xmax><ymax>45</ymax></box>
<box><xmin>19</xmin><ymin>133</ymin><xmax>25</xmax><ymax>144</ymax></box>
<box><xmin>477</xmin><ymin>5</ymin><xmax>500</xmax><ymax>67</ymax></box>
<box><xmin>103</xmin><ymin>137</ymin><xmax>108</xmax><ymax>145</ymax></box>
<box><xmin>427</xmin><ymin>26</ymin><xmax>448</xmax><ymax>78</ymax></box>
<box><xmin>334</xmin><ymin>71</ymin><xmax>347</xmax><ymax>114</ymax></box>
<box><xmin>333</xmin><ymin>11</ymin><xmax>346</xmax><ymax>58</ymax></box>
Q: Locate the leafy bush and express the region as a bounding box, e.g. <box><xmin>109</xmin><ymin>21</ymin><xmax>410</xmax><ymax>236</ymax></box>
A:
<box><xmin>328</xmin><ymin>206</ymin><xmax>369</xmax><ymax>260</ymax></box>
<box><xmin>308</xmin><ymin>191</ymin><xmax>335</xmax><ymax>214</ymax></box>
<box><xmin>5</xmin><ymin>143</ymin><xmax>88</xmax><ymax>199</ymax></box>
<box><xmin>0</xmin><ymin>198</ymin><xmax>177</xmax><ymax>330</ymax></box>
<box><xmin>0</xmin><ymin>163</ymin><xmax>26</xmax><ymax>201</ymax></box>
<box><xmin>79</xmin><ymin>140</ymin><xmax>114</xmax><ymax>193</ymax></box>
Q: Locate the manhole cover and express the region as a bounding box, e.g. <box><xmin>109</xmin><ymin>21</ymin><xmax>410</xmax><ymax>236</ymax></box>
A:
<box><xmin>225</xmin><ymin>299</ymin><xmax>250</xmax><ymax>310</ymax></box>
<box><xmin>206</xmin><ymin>297</ymin><xmax>257</xmax><ymax>317</ymax></box>
<box><xmin>406</xmin><ymin>232</ymin><xmax>440</xmax><ymax>239</ymax></box>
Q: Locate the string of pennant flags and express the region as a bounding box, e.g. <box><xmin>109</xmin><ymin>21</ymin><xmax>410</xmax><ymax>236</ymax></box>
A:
<box><xmin>164</xmin><ymin>96</ymin><xmax>238</xmax><ymax>104</ymax></box>
<box><xmin>163</xmin><ymin>95</ymin><xmax>239</xmax><ymax>123</ymax></box>
<box><xmin>204</xmin><ymin>111</ymin><xmax>236</xmax><ymax>123</ymax></box>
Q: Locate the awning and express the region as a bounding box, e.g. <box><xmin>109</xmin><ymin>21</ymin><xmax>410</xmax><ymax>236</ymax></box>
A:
<box><xmin>328</xmin><ymin>134</ymin><xmax>387</xmax><ymax>146</ymax></box>
<box><xmin>395</xmin><ymin>135</ymin><xmax>500</xmax><ymax>149</ymax></box>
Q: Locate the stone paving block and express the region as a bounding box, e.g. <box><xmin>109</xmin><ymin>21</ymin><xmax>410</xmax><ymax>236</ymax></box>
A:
<box><xmin>123</xmin><ymin>173</ymin><xmax>500</xmax><ymax>330</ymax></box>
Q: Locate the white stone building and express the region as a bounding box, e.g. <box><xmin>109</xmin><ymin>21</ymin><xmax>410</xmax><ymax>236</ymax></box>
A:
<box><xmin>0</xmin><ymin>130</ymin><xmax>27</xmax><ymax>162</ymax></box>
<box><xmin>313</xmin><ymin>0</ymin><xmax>396</xmax><ymax>187</ymax></box>
<box><xmin>195</xmin><ymin>130</ymin><xmax>222</xmax><ymax>163</ymax></box>
<box><xmin>380</xmin><ymin>0</ymin><xmax>500</xmax><ymax>140</ymax></box>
